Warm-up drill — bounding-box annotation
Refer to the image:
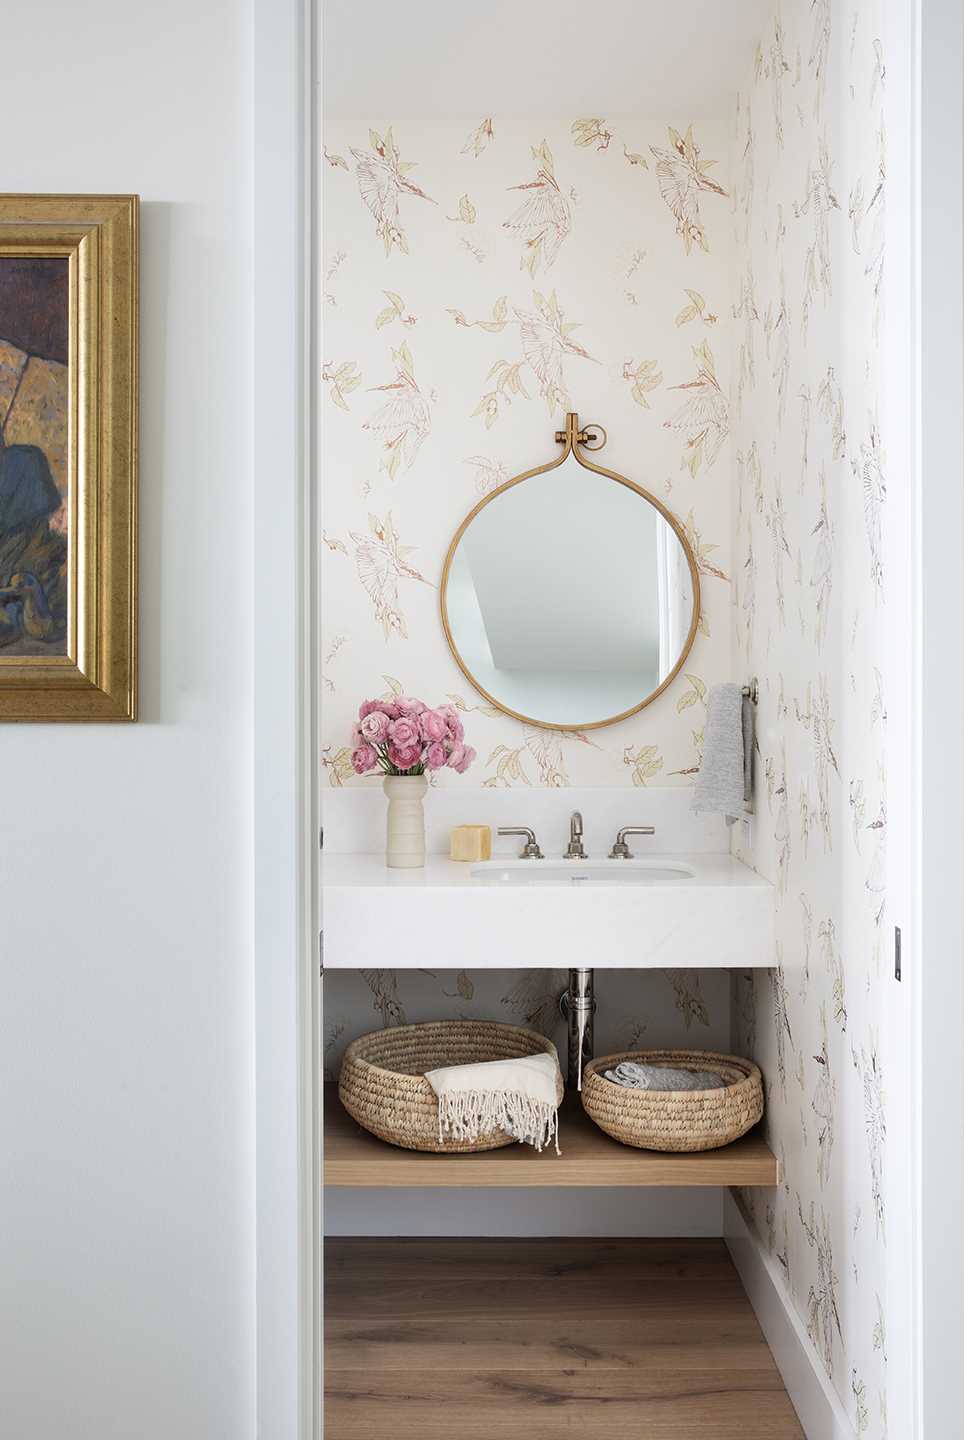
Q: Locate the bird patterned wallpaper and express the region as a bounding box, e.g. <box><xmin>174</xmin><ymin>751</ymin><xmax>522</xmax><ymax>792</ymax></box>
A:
<box><xmin>728</xmin><ymin>3</ymin><xmax>890</xmax><ymax>1434</ymax></box>
<box><xmin>323</xmin><ymin>966</ymin><xmax>732</xmax><ymax>1090</ymax></box>
<box><xmin>322</xmin><ymin>9</ymin><xmax>891</xmax><ymax>1429</ymax></box>
<box><xmin>319</xmin><ymin>101</ymin><xmax>741</xmax><ymax>1163</ymax></box>
<box><xmin>321</xmin><ymin>106</ymin><xmax>736</xmax><ymax>788</ymax></box>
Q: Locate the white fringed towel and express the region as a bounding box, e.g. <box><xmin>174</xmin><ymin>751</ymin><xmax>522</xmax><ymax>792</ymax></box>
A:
<box><xmin>424</xmin><ymin>1050</ymin><xmax>562</xmax><ymax>1154</ymax></box>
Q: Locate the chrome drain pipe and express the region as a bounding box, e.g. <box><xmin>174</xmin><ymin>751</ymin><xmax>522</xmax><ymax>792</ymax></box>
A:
<box><xmin>560</xmin><ymin>967</ymin><xmax>595</xmax><ymax>1091</ymax></box>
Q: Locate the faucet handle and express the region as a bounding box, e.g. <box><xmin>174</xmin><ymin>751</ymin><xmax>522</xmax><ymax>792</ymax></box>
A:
<box><xmin>498</xmin><ymin>826</ymin><xmax>544</xmax><ymax>859</ymax></box>
<box><xmin>608</xmin><ymin>826</ymin><xmax>656</xmax><ymax>860</ymax></box>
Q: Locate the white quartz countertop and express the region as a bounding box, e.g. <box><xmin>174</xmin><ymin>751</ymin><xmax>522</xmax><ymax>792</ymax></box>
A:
<box><xmin>321</xmin><ymin>853</ymin><xmax>774</xmax><ymax>970</ymax></box>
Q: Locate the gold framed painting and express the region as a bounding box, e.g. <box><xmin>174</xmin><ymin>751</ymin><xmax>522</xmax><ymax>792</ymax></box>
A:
<box><xmin>0</xmin><ymin>194</ymin><xmax>138</xmax><ymax>720</ymax></box>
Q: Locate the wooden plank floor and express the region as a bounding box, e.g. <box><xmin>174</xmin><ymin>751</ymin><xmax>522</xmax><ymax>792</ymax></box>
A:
<box><xmin>325</xmin><ymin>1238</ymin><xmax>805</xmax><ymax>1439</ymax></box>
<box><xmin>324</xmin><ymin>1086</ymin><xmax>779</xmax><ymax>1187</ymax></box>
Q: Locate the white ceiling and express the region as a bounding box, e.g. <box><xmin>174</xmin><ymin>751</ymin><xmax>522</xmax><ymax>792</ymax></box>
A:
<box><xmin>323</xmin><ymin>0</ymin><xmax>772</xmax><ymax>118</ymax></box>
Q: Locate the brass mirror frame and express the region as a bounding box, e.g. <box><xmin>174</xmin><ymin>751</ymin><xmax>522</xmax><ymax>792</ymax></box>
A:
<box><xmin>440</xmin><ymin>413</ymin><xmax>702</xmax><ymax>732</ymax></box>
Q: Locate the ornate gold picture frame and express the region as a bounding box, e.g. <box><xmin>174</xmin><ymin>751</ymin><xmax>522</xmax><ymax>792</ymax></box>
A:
<box><xmin>0</xmin><ymin>194</ymin><xmax>138</xmax><ymax>720</ymax></box>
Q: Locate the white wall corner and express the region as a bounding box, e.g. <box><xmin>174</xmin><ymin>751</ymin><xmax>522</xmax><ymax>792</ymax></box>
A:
<box><xmin>724</xmin><ymin>1193</ymin><xmax>856</xmax><ymax>1440</ymax></box>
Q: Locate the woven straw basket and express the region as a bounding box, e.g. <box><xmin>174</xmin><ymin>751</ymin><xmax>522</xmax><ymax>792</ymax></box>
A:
<box><xmin>582</xmin><ymin>1049</ymin><xmax>764</xmax><ymax>1153</ymax></box>
<box><xmin>338</xmin><ymin>1020</ymin><xmax>564</xmax><ymax>1153</ymax></box>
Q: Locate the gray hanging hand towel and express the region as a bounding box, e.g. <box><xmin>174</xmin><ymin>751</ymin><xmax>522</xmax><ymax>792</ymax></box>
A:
<box><xmin>691</xmin><ymin>683</ymin><xmax>753</xmax><ymax>825</ymax></box>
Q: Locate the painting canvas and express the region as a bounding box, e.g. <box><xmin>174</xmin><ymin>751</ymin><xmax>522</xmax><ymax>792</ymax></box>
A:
<box><xmin>0</xmin><ymin>256</ymin><xmax>70</xmax><ymax>656</ymax></box>
<box><xmin>0</xmin><ymin>195</ymin><xmax>137</xmax><ymax>721</ymax></box>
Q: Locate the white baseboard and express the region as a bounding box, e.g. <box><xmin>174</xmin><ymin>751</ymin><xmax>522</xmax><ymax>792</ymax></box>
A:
<box><xmin>724</xmin><ymin>1193</ymin><xmax>856</xmax><ymax>1440</ymax></box>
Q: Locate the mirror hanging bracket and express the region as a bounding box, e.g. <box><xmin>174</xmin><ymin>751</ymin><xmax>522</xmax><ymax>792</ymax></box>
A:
<box><xmin>554</xmin><ymin>411</ymin><xmax>608</xmax><ymax>456</ymax></box>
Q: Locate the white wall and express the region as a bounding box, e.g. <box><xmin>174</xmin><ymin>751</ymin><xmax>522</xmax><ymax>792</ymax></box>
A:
<box><xmin>0</xmin><ymin>5</ymin><xmax>256</xmax><ymax>1439</ymax></box>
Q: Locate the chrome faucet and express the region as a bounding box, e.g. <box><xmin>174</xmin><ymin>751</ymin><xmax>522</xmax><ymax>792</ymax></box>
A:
<box><xmin>497</xmin><ymin>826</ymin><xmax>544</xmax><ymax>859</ymax></box>
<box><xmin>563</xmin><ymin>810</ymin><xmax>587</xmax><ymax>859</ymax></box>
<box><xmin>608</xmin><ymin>825</ymin><xmax>656</xmax><ymax>859</ymax></box>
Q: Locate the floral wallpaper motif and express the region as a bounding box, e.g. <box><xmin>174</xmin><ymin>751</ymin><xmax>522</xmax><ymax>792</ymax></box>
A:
<box><xmin>729</xmin><ymin>4</ymin><xmax>889</xmax><ymax>1433</ymax></box>
<box><xmin>322</xmin><ymin>108</ymin><xmax>735</xmax><ymax>786</ymax></box>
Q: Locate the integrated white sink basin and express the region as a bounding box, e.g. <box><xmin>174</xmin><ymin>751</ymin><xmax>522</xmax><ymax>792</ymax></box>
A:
<box><xmin>321</xmin><ymin>853</ymin><xmax>775</xmax><ymax>970</ymax></box>
<box><xmin>470</xmin><ymin>859</ymin><xmax>696</xmax><ymax>885</ymax></box>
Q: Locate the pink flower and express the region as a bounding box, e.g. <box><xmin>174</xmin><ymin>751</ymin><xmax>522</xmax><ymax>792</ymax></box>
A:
<box><xmin>353</xmin><ymin>692</ymin><xmax>471</xmax><ymax>774</ymax></box>
<box><xmin>359</xmin><ymin>709</ymin><xmax>390</xmax><ymax>744</ymax></box>
<box><xmin>388</xmin><ymin>715</ymin><xmax>421</xmax><ymax>749</ymax></box>
<box><xmin>387</xmin><ymin>743</ymin><xmax>422</xmax><ymax>772</ymax></box>
<box><xmin>419</xmin><ymin>708</ymin><xmax>448</xmax><ymax>744</ymax></box>
<box><xmin>439</xmin><ymin>704</ymin><xmax>465</xmax><ymax>742</ymax></box>
<box><xmin>350</xmin><ymin>745</ymin><xmax>378</xmax><ymax>775</ymax></box>
<box><xmin>447</xmin><ymin>742</ymin><xmax>475</xmax><ymax>773</ymax></box>
<box><xmin>361</xmin><ymin>697</ymin><xmax>401</xmax><ymax>721</ymax></box>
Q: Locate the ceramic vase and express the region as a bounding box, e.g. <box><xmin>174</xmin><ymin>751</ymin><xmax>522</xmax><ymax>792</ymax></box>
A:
<box><xmin>383</xmin><ymin>774</ymin><xmax>428</xmax><ymax>869</ymax></box>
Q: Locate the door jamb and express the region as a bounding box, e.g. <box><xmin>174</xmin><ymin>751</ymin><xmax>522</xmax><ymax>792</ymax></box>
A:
<box><xmin>916</xmin><ymin>2</ymin><xmax>964</xmax><ymax>1435</ymax></box>
<box><xmin>252</xmin><ymin>1</ymin><xmax>964</xmax><ymax>1435</ymax></box>
<box><xmin>253</xmin><ymin>0</ymin><xmax>320</xmax><ymax>1435</ymax></box>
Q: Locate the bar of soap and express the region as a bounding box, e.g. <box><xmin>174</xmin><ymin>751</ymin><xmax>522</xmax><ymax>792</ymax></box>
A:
<box><xmin>449</xmin><ymin>825</ymin><xmax>492</xmax><ymax>862</ymax></box>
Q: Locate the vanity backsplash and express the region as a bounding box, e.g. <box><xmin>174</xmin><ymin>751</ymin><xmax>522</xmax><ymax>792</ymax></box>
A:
<box><xmin>322</xmin><ymin>785</ymin><xmax>731</xmax><ymax>856</ymax></box>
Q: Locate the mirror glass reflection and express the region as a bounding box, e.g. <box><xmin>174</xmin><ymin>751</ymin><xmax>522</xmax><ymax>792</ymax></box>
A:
<box><xmin>443</xmin><ymin>454</ymin><xmax>697</xmax><ymax>728</ymax></box>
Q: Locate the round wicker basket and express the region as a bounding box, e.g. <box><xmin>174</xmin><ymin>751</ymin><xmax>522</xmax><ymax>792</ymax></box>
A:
<box><xmin>338</xmin><ymin>1020</ymin><xmax>564</xmax><ymax>1153</ymax></box>
<box><xmin>581</xmin><ymin>1049</ymin><xmax>763</xmax><ymax>1153</ymax></box>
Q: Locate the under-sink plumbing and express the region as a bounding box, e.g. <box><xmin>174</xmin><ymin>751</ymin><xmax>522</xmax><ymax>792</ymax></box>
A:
<box><xmin>559</xmin><ymin>967</ymin><xmax>595</xmax><ymax>1091</ymax></box>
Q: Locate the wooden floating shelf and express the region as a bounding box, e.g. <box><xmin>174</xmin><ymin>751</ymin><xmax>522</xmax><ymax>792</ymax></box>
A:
<box><xmin>324</xmin><ymin>1086</ymin><xmax>779</xmax><ymax>1188</ymax></box>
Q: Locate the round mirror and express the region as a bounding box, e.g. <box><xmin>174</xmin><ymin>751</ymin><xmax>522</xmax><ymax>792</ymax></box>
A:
<box><xmin>440</xmin><ymin>420</ymin><xmax>700</xmax><ymax>731</ymax></box>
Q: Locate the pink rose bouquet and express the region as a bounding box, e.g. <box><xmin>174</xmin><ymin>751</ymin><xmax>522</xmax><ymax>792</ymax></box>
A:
<box><xmin>350</xmin><ymin>695</ymin><xmax>477</xmax><ymax>777</ymax></box>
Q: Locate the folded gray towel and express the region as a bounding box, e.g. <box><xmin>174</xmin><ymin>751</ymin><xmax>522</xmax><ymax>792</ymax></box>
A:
<box><xmin>603</xmin><ymin>1061</ymin><xmax>725</xmax><ymax>1091</ymax></box>
<box><xmin>691</xmin><ymin>682</ymin><xmax>754</xmax><ymax>825</ymax></box>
